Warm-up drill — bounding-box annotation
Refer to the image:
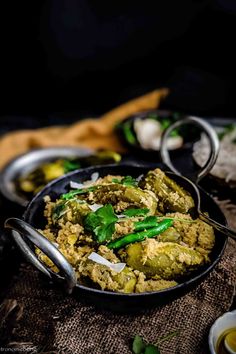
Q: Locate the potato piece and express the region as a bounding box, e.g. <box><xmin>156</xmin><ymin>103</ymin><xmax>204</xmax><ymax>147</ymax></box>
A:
<box><xmin>140</xmin><ymin>168</ymin><xmax>194</xmax><ymax>213</ymax></box>
<box><xmin>125</xmin><ymin>239</ymin><xmax>205</xmax><ymax>279</ymax></box>
<box><xmin>42</xmin><ymin>161</ymin><xmax>65</xmax><ymax>181</ymax></box>
<box><xmin>89</xmin><ymin>184</ymin><xmax>157</xmax><ymax>215</ymax></box>
<box><xmin>168</xmin><ymin>212</ymin><xmax>215</xmax><ymax>252</ymax></box>
<box><xmin>79</xmin><ymin>260</ymin><xmax>136</xmax><ymax>293</ymax></box>
<box><xmin>53</xmin><ymin>199</ymin><xmax>90</xmax><ymax>224</ymax></box>
<box><xmin>113</xmin><ymin>267</ymin><xmax>137</xmax><ymax>293</ymax></box>
<box><xmin>158</xmin><ymin>227</ymin><xmax>181</xmax><ymax>243</ymax></box>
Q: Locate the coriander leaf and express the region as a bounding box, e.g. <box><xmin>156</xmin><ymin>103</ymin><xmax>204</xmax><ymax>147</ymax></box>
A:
<box><xmin>84</xmin><ymin>212</ymin><xmax>101</xmax><ymax>230</ymax></box>
<box><xmin>123</xmin><ymin>121</ymin><xmax>137</xmax><ymax>145</ymax></box>
<box><xmin>161</xmin><ymin>118</ymin><xmax>171</xmax><ymax>130</ymax></box>
<box><xmin>61</xmin><ymin>186</ymin><xmax>96</xmax><ymax>200</ymax></box>
<box><xmin>123</xmin><ymin>208</ymin><xmax>149</xmax><ymax>217</ymax></box>
<box><xmin>94</xmin><ymin>222</ymin><xmax>116</xmax><ymax>243</ymax></box>
<box><xmin>63</xmin><ymin>160</ymin><xmax>81</xmax><ymax>173</ymax></box>
<box><xmin>84</xmin><ymin>204</ymin><xmax>118</xmax><ymax>243</ymax></box>
<box><xmin>144</xmin><ymin>344</ymin><xmax>160</xmax><ymax>354</ymax></box>
<box><xmin>122</xmin><ymin>176</ymin><xmax>138</xmax><ymax>186</ymax></box>
<box><xmin>170</xmin><ymin>129</ymin><xmax>180</xmax><ymax>137</ymax></box>
<box><xmin>111</xmin><ymin>178</ymin><xmax>121</xmax><ymax>184</ymax></box>
<box><xmin>217</xmin><ymin>131</ymin><xmax>225</xmax><ymax>141</ymax></box>
<box><xmin>218</xmin><ymin>123</ymin><xmax>236</xmax><ymax>140</ymax></box>
<box><xmin>132</xmin><ymin>330</ymin><xmax>179</xmax><ymax>354</ymax></box>
<box><xmin>132</xmin><ymin>335</ymin><xmax>146</xmax><ymax>354</ymax></box>
<box><xmin>112</xmin><ymin>176</ymin><xmax>138</xmax><ymax>187</ymax></box>
<box><xmin>140</xmin><ymin>216</ymin><xmax>157</xmax><ymax>223</ymax></box>
<box><xmin>96</xmin><ymin>204</ymin><xmax>118</xmax><ymax>224</ymax></box>
<box><xmin>160</xmin><ymin>118</ymin><xmax>180</xmax><ymax>137</ymax></box>
<box><xmin>52</xmin><ymin>202</ymin><xmax>66</xmax><ymax>222</ymax></box>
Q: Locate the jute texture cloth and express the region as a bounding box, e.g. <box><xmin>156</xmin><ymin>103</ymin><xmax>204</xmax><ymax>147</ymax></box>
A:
<box><xmin>1</xmin><ymin>200</ymin><xmax>236</xmax><ymax>354</ymax></box>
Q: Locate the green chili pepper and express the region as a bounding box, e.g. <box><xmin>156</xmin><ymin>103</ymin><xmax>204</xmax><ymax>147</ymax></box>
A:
<box><xmin>107</xmin><ymin>219</ymin><xmax>173</xmax><ymax>249</ymax></box>
<box><xmin>63</xmin><ymin>160</ymin><xmax>81</xmax><ymax>173</ymax></box>
<box><xmin>134</xmin><ymin>216</ymin><xmax>158</xmax><ymax>231</ymax></box>
<box><xmin>61</xmin><ymin>186</ymin><xmax>96</xmax><ymax>200</ymax></box>
<box><xmin>123</xmin><ymin>121</ymin><xmax>137</xmax><ymax>145</ymax></box>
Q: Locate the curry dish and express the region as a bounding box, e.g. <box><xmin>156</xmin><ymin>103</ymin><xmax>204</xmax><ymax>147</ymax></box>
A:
<box><xmin>37</xmin><ymin>168</ymin><xmax>215</xmax><ymax>293</ymax></box>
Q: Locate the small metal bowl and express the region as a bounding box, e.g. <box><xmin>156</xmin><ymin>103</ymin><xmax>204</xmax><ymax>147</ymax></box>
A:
<box><xmin>209</xmin><ymin>310</ymin><xmax>236</xmax><ymax>354</ymax></box>
<box><xmin>115</xmin><ymin>110</ymin><xmax>200</xmax><ymax>158</ymax></box>
<box><xmin>0</xmin><ymin>147</ymin><xmax>93</xmax><ymax>207</ymax></box>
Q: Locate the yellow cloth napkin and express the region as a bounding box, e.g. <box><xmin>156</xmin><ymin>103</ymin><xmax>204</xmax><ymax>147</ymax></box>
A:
<box><xmin>0</xmin><ymin>88</ymin><xmax>169</xmax><ymax>168</ymax></box>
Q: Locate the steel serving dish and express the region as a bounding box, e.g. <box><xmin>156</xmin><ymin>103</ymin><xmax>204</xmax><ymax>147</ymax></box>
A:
<box><xmin>0</xmin><ymin>147</ymin><xmax>93</xmax><ymax>207</ymax></box>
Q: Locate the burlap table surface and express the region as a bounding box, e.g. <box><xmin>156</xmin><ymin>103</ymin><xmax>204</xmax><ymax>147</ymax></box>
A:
<box><xmin>1</xmin><ymin>200</ymin><xmax>236</xmax><ymax>354</ymax></box>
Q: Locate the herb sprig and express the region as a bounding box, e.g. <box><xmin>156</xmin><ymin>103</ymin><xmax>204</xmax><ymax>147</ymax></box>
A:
<box><xmin>218</xmin><ymin>123</ymin><xmax>236</xmax><ymax>141</ymax></box>
<box><xmin>112</xmin><ymin>176</ymin><xmax>138</xmax><ymax>187</ymax></box>
<box><xmin>61</xmin><ymin>186</ymin><xmax>97</xmax><ymax>200</ymax></box>
<box><xmin>123</xmin><ymin>208</ymin><xmax>149</xmax><ymax>217</ymax></box>
<box><xmin>84</xmin><ymin>204</ymin><xmax>118</xmax><ymax>243</ymax></box>
<box><xmin>132</xmin><ymin>330</ymin><xmax>180</xmax><ymax>354</ymax></box>
<box><xmin>63</xmin><ymin>160</ymin><xmax>81</xmax><ymax>173</ymax></box>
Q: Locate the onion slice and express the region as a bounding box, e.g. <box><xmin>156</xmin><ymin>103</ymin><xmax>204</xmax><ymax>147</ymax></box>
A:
<box><xmin>88</xmin><ymin>204</ymin><xmax>103</xmax><ymax>212</ymax></box>
<box><xmin>88</xmin><ymin>252</ymin><xmax>126</xmax><ymax>273</ymax></box>
<box><xmin>70</xmin><ymin>172</ymin><xmax>99</xmax><ymax>190</ymax></box>
<box><xmin>91</xmin><ymin>172</ymin><xmax>99</xmax><ymax>182</ymax></box>
<box><xmin>136</xmin><ymin>174</ymin><xmax>143</xmax><ymax>182</ymax></box>
<box><xmin>116</xmin><ymin>214</ymin><xmax>126</xmax><ymax>219</ymax></box>
<box><xmin>70</xmin><ymin>181</ymin><xmax>85</xmax><ymax>189</ymax></box>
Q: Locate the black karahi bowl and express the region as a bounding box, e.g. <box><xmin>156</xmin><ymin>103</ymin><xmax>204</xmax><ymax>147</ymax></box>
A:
<box><xmin>5</xmin><ymin>117</ymin><xmax>227</xmax><ymax>312</ymax></box>
<box><xmin>7</xmin><ymin>164</ymin><xmax>227</xmax><ymax>312</ymax></box>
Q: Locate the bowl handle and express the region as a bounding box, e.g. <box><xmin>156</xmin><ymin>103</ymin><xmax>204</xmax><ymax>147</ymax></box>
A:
<box><xmin>160</xmin><ymin>116</ymin><xmax>220</xmax><ymax>183</ymax></box>
<box><xmin>5</xmin><ymin>218</ymin><xmax>77</xmax><ymax>294</ymax></box>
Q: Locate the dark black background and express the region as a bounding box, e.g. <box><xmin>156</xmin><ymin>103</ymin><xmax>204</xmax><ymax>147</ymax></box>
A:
<box><xmin>0</xmin><ymin>2</ymin><xmax>236</xmax><ymax>345</ymax></box>
<box><xmin>1</xmin><ymin>0</ymin><xmax>236</xmax><ymax>123</ymax></box>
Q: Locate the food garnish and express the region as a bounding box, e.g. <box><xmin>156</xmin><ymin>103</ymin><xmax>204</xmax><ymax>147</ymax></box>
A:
<box><xmin>134</xmin><ymin>216</ymin><xmax>160</xmax><ymax>231</ymax></box>
<box><xmin>70</xmin><ymin>172</ymin><xmax>99</xmax><ymax>190</ymax></box>
<box><xmin>112</xmin><ymin>175</ymin><xmax>138</xmax><ymax>187</ymax></box>
<box><xmin>122</xmin><ymin>121</ymin><xmax>137</xmax><ymax>145</ymax></box>
<box><xmin>84</xmin><ymin>204</ymin><xmax>118</xmax><ymax>243</ymax></box>
<box><xmin>63</xmin><ymin>160</ymin><xmax>81</xmax><ymax>172</ymax></box>
<box><xmin>107</xmin><ymin>219</ymin><xmax>173</xmax><ymax>249</ymax></box>
<box><xmin>218</xmin><ymin>123</ymin><xmax>236</xmax><ymax>141</ymax></box>
<box><xmin>123</xmin><ymin>208</ymin><xmax>149</xmax><ymax>217</ymax></box>
<box><xmin>88</xmin><ymin>252</ymin><xmax>126</xmax><ymax>273</ymax></box>
<box><xmin>61</xmin><ymin>186</ymin><xmax>97</xmax><ymax>200</ymax></box>
<box><xmin>132</xmin><ymin>330</ymin><xmax>180</xmax><ymax>354</ymax></box>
